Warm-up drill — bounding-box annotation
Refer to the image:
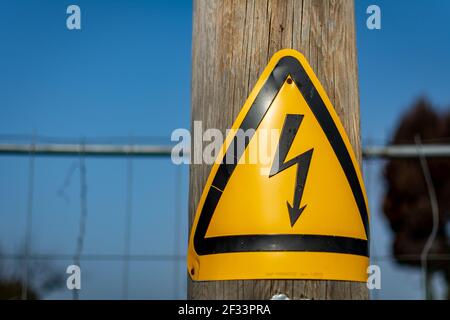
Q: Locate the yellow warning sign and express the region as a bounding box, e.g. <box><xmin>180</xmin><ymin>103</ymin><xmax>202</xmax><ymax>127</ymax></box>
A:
<box><xmin>187</xmin><ymin>49</ymin><xmax>370</xmax><ymax>282</ymax></box>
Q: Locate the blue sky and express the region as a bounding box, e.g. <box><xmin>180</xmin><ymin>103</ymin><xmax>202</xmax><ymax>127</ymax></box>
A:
<box><xmin>0</xmin><ymin>0</ymin><xmax>449</xmax><ymax>299</ymax></box>
<box><xmin>357</xmin><ymin>0</ymin><xmax>450</xmax><ymax>143</ymax></box>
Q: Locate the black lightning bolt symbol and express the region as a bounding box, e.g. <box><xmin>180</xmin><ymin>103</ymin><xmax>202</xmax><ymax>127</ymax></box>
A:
<box><xmin>269</xmin><ymin>114</ymin><xmax>314</xmax><ymax>227</ymax></box>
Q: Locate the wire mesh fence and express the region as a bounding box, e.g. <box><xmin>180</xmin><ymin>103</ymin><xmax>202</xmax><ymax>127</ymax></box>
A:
<box><xmin>0</xmin><ymin>136</ymin><xmax>449</xmax><ymax>299</ymax></box>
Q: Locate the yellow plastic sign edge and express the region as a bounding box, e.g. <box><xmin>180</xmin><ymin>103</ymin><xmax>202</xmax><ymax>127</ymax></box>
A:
<box><xmin>187</xmin><ymin>49</ymin><xmax>370</xmax><ymax>282</ymax></box>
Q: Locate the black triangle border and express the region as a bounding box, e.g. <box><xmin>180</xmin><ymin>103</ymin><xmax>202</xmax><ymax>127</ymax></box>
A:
<box><xmin>194</xmin><ymin>56</ymin><xmax>369</xmax><ymax>257</ymax></box>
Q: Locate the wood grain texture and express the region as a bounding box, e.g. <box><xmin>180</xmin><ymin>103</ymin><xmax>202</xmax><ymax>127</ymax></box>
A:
<box><xmin>189</xmin><ymin>0</ymin><xmax>367</xmax><ymax>300</ymax></box>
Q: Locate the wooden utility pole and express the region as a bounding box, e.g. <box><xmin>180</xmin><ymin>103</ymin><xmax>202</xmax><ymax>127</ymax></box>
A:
<box><xmin>189</xmin><ymin>0</ymin><xmax>367</xmax><ymax>299</ymax></box>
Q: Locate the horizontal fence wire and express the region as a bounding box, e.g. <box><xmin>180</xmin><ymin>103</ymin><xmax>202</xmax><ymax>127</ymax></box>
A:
<box><xmin>1</xmin><ymin>142</ymin><xmax>450</xmax><ymax>158</ymax></box>
<box><xmin>2</xmin><ymin>253</ymin><xmax>450</xmax><ymax>262</ymax></box>
<box><xmin>0</xmin><ymin>253</ymin><xmax>186</xmax><ymax>261</ymax></box>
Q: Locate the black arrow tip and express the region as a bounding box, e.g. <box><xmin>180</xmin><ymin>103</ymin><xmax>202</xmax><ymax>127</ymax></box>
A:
<box><xmin>287</xmin><ymin>202</ymin><xmax>306</xmax><ymax>227</ymax></box>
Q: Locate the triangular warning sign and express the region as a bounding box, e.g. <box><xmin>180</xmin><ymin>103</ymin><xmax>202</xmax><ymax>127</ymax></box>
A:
<box><xmin>188</xmin><ymin>49</ymin><xmax>370</xmax><ymax>282</ymax></box>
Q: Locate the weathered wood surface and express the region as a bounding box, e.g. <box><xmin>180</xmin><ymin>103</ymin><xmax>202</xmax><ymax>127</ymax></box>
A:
<box><xmin>189</xmin><ymin>0</ymin><xmax>367</xmax><ymax>300</ymax></box>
